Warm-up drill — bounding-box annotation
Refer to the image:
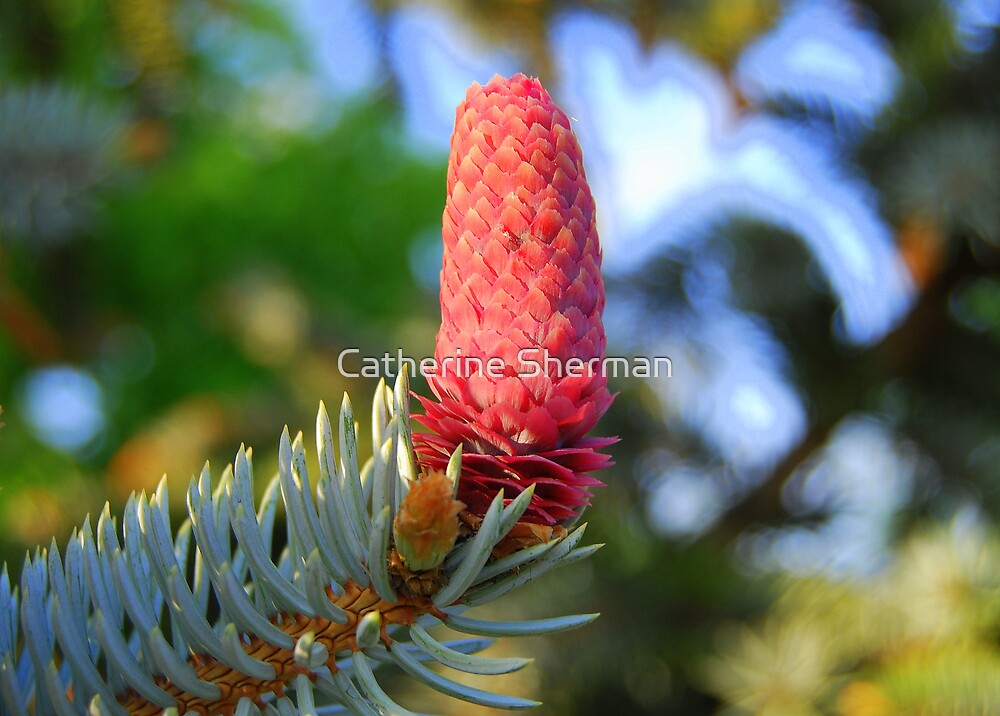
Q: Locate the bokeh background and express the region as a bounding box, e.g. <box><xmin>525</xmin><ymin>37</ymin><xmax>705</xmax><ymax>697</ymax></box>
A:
<box><xmin>1</xmin><ymin>0</ymin><xmax>999</xmax><ymax>713</ymax></box>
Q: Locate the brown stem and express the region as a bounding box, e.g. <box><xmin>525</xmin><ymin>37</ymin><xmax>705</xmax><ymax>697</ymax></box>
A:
<box><xmin>0</xmin><ymin>260</ymin><xmax>63</xmax><ymax>362</ymax></box>
<box><xmin>120</xmin><ymin>582</ymin><xmax>434</xmax><ymax>716</ymax></box>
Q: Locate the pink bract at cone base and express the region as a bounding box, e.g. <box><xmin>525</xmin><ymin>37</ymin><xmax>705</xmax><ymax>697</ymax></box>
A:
<box><xmin>415</xmin><ymin>73</ymin><xmax>616</xmax><ymax>526</ymax></box>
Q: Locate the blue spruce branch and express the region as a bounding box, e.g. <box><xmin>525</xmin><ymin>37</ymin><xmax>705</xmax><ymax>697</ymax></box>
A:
<box><xmin>0</xmin><ymin>372</ymin><xmax>599</xmax><ymax>716</ymax></box>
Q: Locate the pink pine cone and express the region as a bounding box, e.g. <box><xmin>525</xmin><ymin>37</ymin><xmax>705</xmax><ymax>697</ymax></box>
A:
<box><xmin>415</xmin><ymin>73</ymin><xmax>615</xmax><ymax>525</ymax></box>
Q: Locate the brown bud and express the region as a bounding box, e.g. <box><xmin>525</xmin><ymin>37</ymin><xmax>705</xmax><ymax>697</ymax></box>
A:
<box><xmin>393</xmin><ymin>470</ymin><xmax>465</xmax><ymax>571</ymax></box>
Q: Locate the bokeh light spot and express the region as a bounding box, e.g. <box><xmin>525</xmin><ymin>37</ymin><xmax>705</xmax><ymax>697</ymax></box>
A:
<box><xmin>20</xmin><ymin>366</ymin><xmax>106</xmax><ymax>452</ymax></box>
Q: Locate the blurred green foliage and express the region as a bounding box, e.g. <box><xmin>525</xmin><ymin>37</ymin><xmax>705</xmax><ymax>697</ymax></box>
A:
<box><xmin>702</xmin><ymin>519</ymin><xmax>1000</xmax><ymax>715</ymax></box>
<box><xmin>0</xmin><ymin>0</ymin><xmax>443</xmax><ymax>562</ymax></box>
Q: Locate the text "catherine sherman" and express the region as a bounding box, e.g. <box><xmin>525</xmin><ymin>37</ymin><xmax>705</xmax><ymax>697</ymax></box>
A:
<box><xmin>337</xmin><ymin>348</ymin><xmax>672</xmax><ymax>380</ymax></box>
